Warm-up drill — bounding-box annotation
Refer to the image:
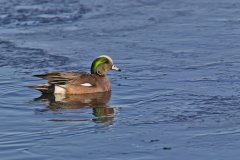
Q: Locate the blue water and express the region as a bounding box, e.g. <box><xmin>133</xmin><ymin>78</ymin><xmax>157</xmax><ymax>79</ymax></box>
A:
<box><xmin>1</xmin><ymin>0</ymin><xmax>240</xmax><ymax>159</ymax></box>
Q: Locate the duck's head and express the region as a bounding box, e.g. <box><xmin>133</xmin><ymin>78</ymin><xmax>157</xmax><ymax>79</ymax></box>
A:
<box><xmin>91</xmin><ymin>55</ymin><xmax>121</xmax><ymax>76</ymax></box>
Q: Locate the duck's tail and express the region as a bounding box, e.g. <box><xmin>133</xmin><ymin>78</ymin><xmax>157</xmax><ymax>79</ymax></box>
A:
<box><xmin>29</xmin><ymin>83</ymin><xmax>54</xmax><ymax>94</ymax></box>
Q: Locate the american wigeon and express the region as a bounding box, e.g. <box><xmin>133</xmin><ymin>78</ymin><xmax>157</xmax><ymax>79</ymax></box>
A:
<box><xmin>33</xmin><ymin>55</ymin><xmax>121</xmax><ymax>94</ymax></box>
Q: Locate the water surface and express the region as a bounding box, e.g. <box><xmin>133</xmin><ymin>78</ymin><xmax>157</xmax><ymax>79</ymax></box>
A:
<box><xmin>1</xmin><ymin>0</ymin><xmax>240</xmax><ymax>159</ymax></box>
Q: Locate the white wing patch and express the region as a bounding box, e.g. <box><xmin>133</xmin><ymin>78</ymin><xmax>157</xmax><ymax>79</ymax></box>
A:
<box><xmin>80</xmin><ymin>83</ymin><xmax>93</xmax><ymax>87</ymax></box>
<box><xmin>54</xmin><ymin>85</ymin><xmax>66</xmax><ymax>94</ymax></box>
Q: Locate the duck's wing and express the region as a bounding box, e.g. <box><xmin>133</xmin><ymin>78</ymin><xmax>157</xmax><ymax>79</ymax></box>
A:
<box><xmin>34</xmin><ymin>72</ymin><xmax>85</xmax><ymax>85</ymax></box>
<box><xmin>34</xmin><ymin>72</ymin><xmax>98</xmax><ymax>86</ymax></box>
<box><xmin>67</xmin><ymin>73</ymin><xmax>98</xmax><ymax>87</ymax></box>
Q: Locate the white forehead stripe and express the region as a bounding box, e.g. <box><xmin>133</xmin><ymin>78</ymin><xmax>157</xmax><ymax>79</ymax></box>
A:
<box><xmin>98</xmin><ymin>55</ymin><xmax>113</xmax><ymax>64</ymax></box>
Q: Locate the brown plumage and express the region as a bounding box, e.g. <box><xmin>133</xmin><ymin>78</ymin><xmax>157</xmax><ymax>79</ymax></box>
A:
<box><xmin>33</xmin><ymin>55</ymin><xmax>121</xmax><ymax>94</ymax></box>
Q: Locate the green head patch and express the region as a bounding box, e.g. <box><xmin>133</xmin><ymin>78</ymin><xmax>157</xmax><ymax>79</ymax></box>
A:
<box><xmin>91</xmin><ymin>57</ymin><xmax>110</xmax><ymax>74</ymax></box>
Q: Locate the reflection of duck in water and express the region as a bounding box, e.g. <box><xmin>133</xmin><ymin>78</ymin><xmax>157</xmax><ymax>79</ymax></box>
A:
<box><xmin>32</xmin><ymin>55</ymin><xmax>120</xmax><ymax>123</ymax></box>
<box><xmin>35</xmin><ymin>92</ymin><xmax>116</xmax><ymax>123</ymax></box>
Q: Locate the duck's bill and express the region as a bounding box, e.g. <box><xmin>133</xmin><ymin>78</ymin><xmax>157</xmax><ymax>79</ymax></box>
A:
<box><xmin>111</xmin><ymin>65</ymin><xmax>121</xmax><ymax>71</ymax></box>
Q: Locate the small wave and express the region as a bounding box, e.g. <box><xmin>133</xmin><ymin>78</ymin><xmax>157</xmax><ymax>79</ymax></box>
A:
<box><xmin>0</xmin><ymin>0</ymin><xmax>91</xmax><ymax>27</ymax></box>
<box><xmin>0</xmin><ymin>40</ymin><xmax>69</xmax><ymax>70</ymax></box>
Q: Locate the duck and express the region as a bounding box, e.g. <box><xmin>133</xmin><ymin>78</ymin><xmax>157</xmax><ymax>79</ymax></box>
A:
<box><xmin>33</xmin><ymin>55</ymin><xmax>121</xmax><ymax>94</ymax></box>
